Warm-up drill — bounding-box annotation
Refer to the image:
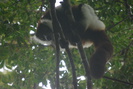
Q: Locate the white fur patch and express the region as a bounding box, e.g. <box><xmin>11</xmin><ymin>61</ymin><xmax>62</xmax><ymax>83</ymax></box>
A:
<box><xmin>81</xmin><ymin>4</ymin><xmax>105</xmax><ymax>30</ymax></box>
<box><xmin>56</xmin><ymin>5</ymin><xmax>63</xmax><ymax>11</ymax></box>
<box><xmin>32</xmin><ymin>36</ymin><xmax>92</xmax><ymax>49</ymax></box>
<box><xmin>68</xmin><ymin>41</ymin><xmax>93</xmax><ymax>48</ymax></box>
<box><xmin>82</xmin><ymin>41</ymin><xmax>93</xmax><ymax>48</ymax></box>
<box><xmin>33</xmin><ymin>35</ymin><xmax>53</xmax><ymax>46</ymax></box>
<box><xmin>39</xmin><ymin>19</ymin><xmax>53</xmax><ymax>30</ymax></box>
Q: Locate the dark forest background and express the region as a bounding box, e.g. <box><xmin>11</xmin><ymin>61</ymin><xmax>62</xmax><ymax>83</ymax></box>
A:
<box><xmin>0</xmin><ymin>0</ymin><xmax>133</xmax><ymax>89</ymax></box>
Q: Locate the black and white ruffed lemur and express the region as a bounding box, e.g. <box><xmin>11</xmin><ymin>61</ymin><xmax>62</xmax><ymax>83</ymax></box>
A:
<box><xmin>33</xmin><ymin>4</ymin><xmax>113</xmax><ymax>79</ymax></box>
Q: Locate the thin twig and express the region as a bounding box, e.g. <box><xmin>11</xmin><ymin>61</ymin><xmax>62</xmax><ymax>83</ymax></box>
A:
<box><xmin>107</xmin><ymin>16</ymin><xmax>128</xmax><ymax>30</ymax></box>
<box><xmin>103</xmin><ymin>76</ymin><xmax>133</xmax><ymax>86</ymax></box>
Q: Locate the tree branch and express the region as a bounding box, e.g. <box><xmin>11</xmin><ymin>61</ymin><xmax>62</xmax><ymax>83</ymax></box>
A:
<box><xmin>62</xmin><ymin>0</ymin><xmax>92</xmax><ymax>89</ymax></box>
<box><xmin>65</xmin><ymin>47</ymin><xmax>78</xmax><ymax>89</ymax></box>
<box><xmin>49</xmin><ymin>0</ymin><xmax>78</xmax><ymax>89</ymax></box>
<box><xmin>49</xmin><ymin>0</ymin><xmax>60</xmax><ymax>89</ymax></box>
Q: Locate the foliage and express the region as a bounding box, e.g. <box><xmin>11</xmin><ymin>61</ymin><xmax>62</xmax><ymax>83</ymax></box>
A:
<box><xmin>0</xmin><ymin>0</ymin><xmax>133</xmax><ymax>89</ymax></box>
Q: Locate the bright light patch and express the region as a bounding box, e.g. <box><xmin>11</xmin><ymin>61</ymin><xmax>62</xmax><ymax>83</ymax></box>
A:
<box><xmin>39</xmin><ymin>80</ymin><xmax>51</xmax><ymax>89</ymax></box>
<box><xmin>30</xmin><ymin>30</ymin><xmax>35</xmax><ymax>35</ymax></box>
<box><xmin>59</xmin><ymin>60</ymin><xmax>68</xmax><ymax>72</ymax></box>
<box><xmin>32</xmin><ymin>46</ymin><xmax>35</xmax><ymax>50</ymax></box>
<box><xmin>17</xmin><ymin>22</ymin><xmax>20</xmax><ymax>25</ymax></box>
<box><xmin>22</xmin><ymin>78</ymin><xmax>25</xmax><ymax>81</ymax></box>
<box><xmin>8</xmin><ymin>83</ymin><xmax>13</xmax><ymax>86</ymax></box>
<box><xmin>12</xmin><ymin>65</ymin><xmax>17</xmax><ymax>70</ymax></box>
<box><xmin>4</xmin><ymin>66</ymin><xmax>12</xmax><ymax>72</ymax></box>
<box><xmin>0</xmin><ymin>65</ymin><xmax>17</xmax><ymax>74</ymax></box>
<box><xmin>108</xmin><ymin>67</ymin><xmax>111</xmax><ymax>70</ymax></box>
<box><xmin>39</xmin><ymin>82</ymin><xmax>43</xmax><ymax>87</ymax></box>
<box><xmin>55</xmin><ymin>0</ymin><xmax>63</xmax><ymax>7</ymax></box>
<box><xmin>28</xmin><ymin>70</ymin><xmax>31</xmax><ymax>73</ymax></box>
<box><xmin>19</xmin><ymin>71</ymin><xmax>22</xmax><ymax>73</ymax></box>
<box><xmin>0</xmin><ymin>68</ymin><xmax>4</xmax><ymax>72</ymax></box>
<box><xmin>77</xmin><ymin>76</ymin><xmax>86</xmax><ymax>80</ymax></box>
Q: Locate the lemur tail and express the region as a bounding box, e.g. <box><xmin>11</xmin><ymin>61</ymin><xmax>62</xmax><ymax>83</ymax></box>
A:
<box><xmin>89</xmin><ymin>30</ymin><xmax>113</xmax><ymax>79</ymax></box>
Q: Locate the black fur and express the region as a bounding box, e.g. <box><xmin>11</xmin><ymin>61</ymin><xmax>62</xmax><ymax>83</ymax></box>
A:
<box><xmin>35</xmin><ymin>4</ymin><xmax>113</xmax><ymax>79</ymax></box>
